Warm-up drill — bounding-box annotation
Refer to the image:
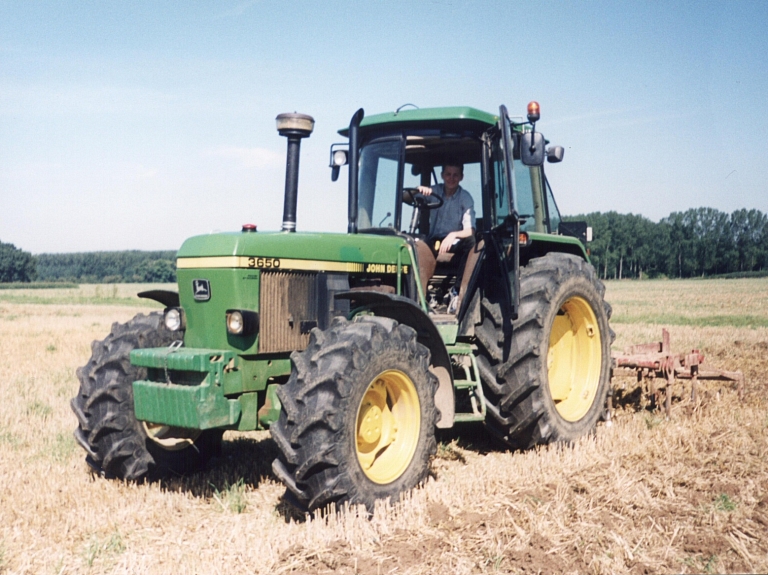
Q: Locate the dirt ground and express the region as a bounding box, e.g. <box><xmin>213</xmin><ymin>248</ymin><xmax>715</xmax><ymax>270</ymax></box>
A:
<box><xmin>0</xmin><ymin>279</ymin><xmax>766</xmax><ymax>574</ymax></box>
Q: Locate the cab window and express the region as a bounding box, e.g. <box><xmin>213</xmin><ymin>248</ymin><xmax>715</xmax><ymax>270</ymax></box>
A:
<box><xmin>544</xmin><ymin>177</ymin><xmax>562</xmax><ymax>233</ymax></box>
<box><xmin>357</xmin><ymin>139</ymin><xmax>402</xmax><ymax>230</ymax></box>
<box><xmin>514</xmin><ymin>163</ymin><xmax>547</xmax><ymax>233</ymax></box>
<box><xmin>491</xmin><ymin>137</ymin><xmax>511</xmax><ymax>227</ymax></box>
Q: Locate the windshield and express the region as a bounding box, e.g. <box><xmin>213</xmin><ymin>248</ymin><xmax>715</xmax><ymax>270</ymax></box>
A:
<box><xmin>357</xmin><ymin>138</ymin><xmax>402</xmax><ymax>230</ymax></box>
<box><xmin>357</xmin><ymin>134</ymin><xmax>485</xmax><ymax>233</ymax></box>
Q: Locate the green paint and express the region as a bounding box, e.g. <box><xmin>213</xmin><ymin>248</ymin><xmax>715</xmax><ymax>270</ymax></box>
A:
<box><xmin>339</xmin><ymin>106</ymin><xmax>499</xmax><ymax>136</ymax></box>
<box><xmin>133</xmin><ymin>378</ymin><xmax>240</xmax><ymax>429</ymax></box>
<box><xmin>131</xmin><ymin>347</ymin><xmax>237</xmax><ymax>372</ymax></box>
<box><xmin>447</xmin><ymin>342</ymin><xmax>474</xmax><ymax>355</ymax></box>
<box><xmin>131</xmin><ymin>346</ymin><xmax>290</xmax><ymax>430</ymax></box>
<box><xmin>236</xmin><ymin>393</ymin><xmax>259</xmax><ymax>431</ymax></box>
<box><xmin>177</xmin><ymin>231</ymin><xmax>413</xmax><ymax>263</ymax></box>
<box><xmin>526</xmin><ymin>231</ymin><xmax>589</xmax><ymax>261</ymax></box>
<box><xmin>132</xmin><ymin>347</ymin><xmax>239</xmax><ymax>428</ymax></box>
<box><xmin>177</xmin><ymin>268</ymin><xmax>260</xmax><ymax>353</ymax></box>
<box><xmin>435</xmin><ymin>322</ymin><xmax>459</xmax><ymax>345</ymax></box>
<box><xmin>229</xmin><ymin>358</ymin><xmax>292</xmax><ymax>395</ymax></box>
<box><xmin>257</xmin><ymin>383</ymin><xmax>283</xmax><ymax>428</ymax></box>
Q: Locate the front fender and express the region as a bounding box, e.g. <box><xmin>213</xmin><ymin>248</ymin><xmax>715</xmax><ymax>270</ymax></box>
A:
<box><xmin>335</xmin><ymin>290</ymin><xmax>454</xmax><ymax>428</ymax></box>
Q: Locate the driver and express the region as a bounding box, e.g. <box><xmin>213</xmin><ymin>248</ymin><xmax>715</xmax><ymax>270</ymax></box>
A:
<box><xmin>418</xmin><ymin>163</ymin><xmax>475</xmax><ymax>253</ymax></box>
<box><xmin>415</xmin><ymin>162</ymin><xmax>475</xmax><ymax>311</ymax></box>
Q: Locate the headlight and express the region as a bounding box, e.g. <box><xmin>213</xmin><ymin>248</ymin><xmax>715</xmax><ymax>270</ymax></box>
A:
<box><xmin>226</xmin><ymin>311</ymin><xmax>244</xmax><ymax>334</ymax></box>
<box><xmin>226</xmin><ymin>309</ymin><xmax>259</xmax><ymax>336</ymax></box>
<box><xmin>164</xmin><ymin>307</ymin><xmax>184</xmax><ymax>331</ymax></box>
<box><xmin>332</xmin><ymin>149</ymin><xmax>348</xmax><ymax>166</ymax></box>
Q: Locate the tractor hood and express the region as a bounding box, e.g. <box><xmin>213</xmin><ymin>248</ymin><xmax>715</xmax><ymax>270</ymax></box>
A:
<box><xmin>173</xmin><ymin>231</ymin><xmax>416</xmax><ymax>356</ymax></box>
<box><xmin>177</xmin><ymin>231</ymin><xmax>411</xmax><ymax>267</ymax></box>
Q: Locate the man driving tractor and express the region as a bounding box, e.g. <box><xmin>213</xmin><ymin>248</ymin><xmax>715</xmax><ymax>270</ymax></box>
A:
<box><xmin>415</xmin><ymin>161</ymin><xmax>476</xmax><ymax>313</ymax></box>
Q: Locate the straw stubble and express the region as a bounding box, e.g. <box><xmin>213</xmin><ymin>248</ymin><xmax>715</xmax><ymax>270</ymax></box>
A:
<box><xmin>0</xmin><ymin>280</ymin><xmax>766</xmax><ymax>574</ymax></box>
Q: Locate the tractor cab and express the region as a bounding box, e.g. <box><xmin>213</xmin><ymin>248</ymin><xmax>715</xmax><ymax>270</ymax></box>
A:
<box><xmin>331</xmin><ymin>104</ymin><xmax>570</xmax><ymax>316</ymax></box>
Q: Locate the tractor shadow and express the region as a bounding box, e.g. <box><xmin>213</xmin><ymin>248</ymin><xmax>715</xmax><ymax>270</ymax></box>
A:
<box><xmin>157</xmin><ymin>433</ymin><xmax>282</xmax><ymax>496</ymax></box>
<box><xmin>430</xmin><ymin>421</ymin><xmax>506</xmax><ymax>484</ymax></box>
<box><xmin>157</xmin><ymin>424</ymin><xmax>503</xmax><ymax>522</ymax></box>
<box><xmin>435</xmin><ymin>421</ymin><xmax>497</xmax><ymax>458</ymax></box>
<box><xmin>155</xmin><ymin>433</ymin><xmax>309</xmax><ymax>522</ymax></box>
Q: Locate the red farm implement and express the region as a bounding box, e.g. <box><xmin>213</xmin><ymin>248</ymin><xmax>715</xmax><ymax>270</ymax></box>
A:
<box><xmin>611</xmin><ymin>329</ymin><xmax>744</xmax><ymax>417</ymax></box>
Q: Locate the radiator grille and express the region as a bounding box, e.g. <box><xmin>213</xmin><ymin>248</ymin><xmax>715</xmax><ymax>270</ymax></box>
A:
<box><xmin>259</xmin><ymin>271</ymin><xmax>318</xmax><ymax>353</ymax></box>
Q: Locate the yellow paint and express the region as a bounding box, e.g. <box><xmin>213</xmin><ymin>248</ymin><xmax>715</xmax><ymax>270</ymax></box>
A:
<box><xmin>355</xmin><ymin>370</ymin><xmax>420</xmax><ymax>484</ymax></box>
<box><xmin>547</xmin><ymin>296</ymin><xmax>602</xmax><ymax>422</ymax></box>
<box><xmin>176</xmin><ymin>256</ymin><xmax>409</xmax><ymax>274</ymax></box>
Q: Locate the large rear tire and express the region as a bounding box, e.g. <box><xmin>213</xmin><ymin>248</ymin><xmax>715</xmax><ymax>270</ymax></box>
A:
<box><xmin>476</xmin><ymin>253</ymin><xmax>613</xmax><ymax>448</ymax></box>
<box><xmin>71</xmin><ymin>313</ymin><xmax>222</xmax><ymax>480</ymax></box>
<box><xmin>271</xmin><ymin>316</ymin><xmax>438</xmax><ymax>513</ymax></box>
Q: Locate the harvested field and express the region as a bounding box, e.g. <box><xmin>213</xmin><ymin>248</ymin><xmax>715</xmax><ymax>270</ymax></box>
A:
<box><xmin>0</xmin><ymin>279</ymin><xmax>766</xmax><ymax>574</ymax></box>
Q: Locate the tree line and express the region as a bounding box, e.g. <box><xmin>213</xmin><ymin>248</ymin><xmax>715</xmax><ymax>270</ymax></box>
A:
<box><xmin>0</xmin><ymin>242</ymin><xmax>177</xmax><ymax>283</ymax></box>
<box><xmin>36</xmin><ymin>250</ymin><xmax>177</xmax><ymax>283</ymax></box>
<box><xmin>565</xmin><ymin>207</ymin><xmax>768</xmax><ymax>279</ymax></box>
<box><xmin>2</xmin><ymin>206</ymin><xmax>767</xmax><ymax>283</ymax></box>
<box><xmin>0</xmin><ymin>241</ymin><xmax>37</xmax><ymax>282</ymax></box>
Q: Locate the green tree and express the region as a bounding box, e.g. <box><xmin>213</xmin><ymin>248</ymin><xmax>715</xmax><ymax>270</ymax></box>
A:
<box><xmin>731</xmin><ymin>209</ymin><xmax>767</xmax><ymax>272</ymax></box>
<box><xmin>566</xmin><ymin>208</ymin><xmax>768</xmax><ymax>279</ymax></box>
<box><xmin>0</xmin><ymin>241</ymin><xmax>37</xmax><ymax>282</ymax></box>
<box><xmin>36</xmin><ymin>250</ymin><xmax>176</xmax><ymax>282</ymax></box>
<box><xmin>133</xmin><ymin>259</ymin><xmax>176</xmax><ymax>283</ymax></box>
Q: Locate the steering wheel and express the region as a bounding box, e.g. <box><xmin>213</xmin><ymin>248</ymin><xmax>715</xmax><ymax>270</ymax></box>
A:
<box><xmin>402</xmin><ymin>187</ymin><xmax>444</xmax><ymax>235</ymax></box>
<box><xmin>402</xmin><ymin>187</ymin><xmax>444</xmax><ymax>210</ymax></box>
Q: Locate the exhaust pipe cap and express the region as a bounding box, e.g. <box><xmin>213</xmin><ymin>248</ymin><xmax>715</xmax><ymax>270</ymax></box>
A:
<box><xmin>276</xmin><ymin>113</ymin><xmax>315</xmax><ymax>138</ymax></box>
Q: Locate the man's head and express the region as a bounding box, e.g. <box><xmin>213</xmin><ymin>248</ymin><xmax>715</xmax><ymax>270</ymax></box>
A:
<box><xmin>440</xmin><ymin>162</ymin><xmax>464</xmax><ymax>194</ymax></box>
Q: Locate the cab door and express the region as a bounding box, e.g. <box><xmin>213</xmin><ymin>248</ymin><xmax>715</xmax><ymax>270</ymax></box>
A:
<box><xmin>483</xmin><ymin>105</ymin><xmax>520</xmax><ymax>320</ymax></box>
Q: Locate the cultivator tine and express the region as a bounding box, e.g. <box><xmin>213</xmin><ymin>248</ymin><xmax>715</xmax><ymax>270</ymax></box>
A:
<box><xmin>612</xmin><ymin>329</ymin><xmax>744</xmax><ymax>415</ymax></box>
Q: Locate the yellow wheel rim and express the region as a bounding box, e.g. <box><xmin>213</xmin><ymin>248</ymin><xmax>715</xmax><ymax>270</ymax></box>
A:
<box><xmin>547</xmin><ymin>296</ymin><xmax>602</xmax><ymax>422</ymax></box>
<box><xmin>356</xmin><ymin>370</ymin><xmax>421</xmax><ymax>484</ymax></box>
<box><xmin>143</xmin><ymin>423</ymin><xmax>200</xmax><ymax>451</ymax></box>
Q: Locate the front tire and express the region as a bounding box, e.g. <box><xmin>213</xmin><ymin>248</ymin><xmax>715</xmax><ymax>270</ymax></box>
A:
<box><xmin>476</xmin><ymin>253</ymin><xmax>613</xmax><ymax>448</ymax></box>
<box><xmin>271</xmin><ymin>316</ymin><xmax>438</xmax><ymax>513</ymax></box>
<box><xmin>71</xmin><ymin>313</ymin><xmax>221</xmax><ymax>480</ymax></box>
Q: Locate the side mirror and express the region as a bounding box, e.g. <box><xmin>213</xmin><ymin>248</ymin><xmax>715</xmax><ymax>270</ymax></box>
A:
<box><xmin>546</xmin><ymin>145</ymin><xmax>564</xmax><ymax>163</ymax></box>
<box><xmin>558</xmin><ymin>220</ymin><xmax>590</xmax><ymax>245</ymax></box>
<box><xmin>520</xmin><ymin>132</ymin><xmax>545</xmax><ymax>166</ymax></box>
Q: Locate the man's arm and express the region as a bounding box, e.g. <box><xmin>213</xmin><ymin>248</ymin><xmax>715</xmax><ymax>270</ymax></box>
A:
<box><xmin>437</xmin><ymin>225</ymin><xmax>473</xmax><ymax>254</ymax></box>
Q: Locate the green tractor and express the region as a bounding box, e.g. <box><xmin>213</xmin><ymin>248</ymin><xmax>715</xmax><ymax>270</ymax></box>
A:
<box><xmin>72</xmin><ymin>103</ymin><xmax>612</xmax><ymax>512</ymax></box>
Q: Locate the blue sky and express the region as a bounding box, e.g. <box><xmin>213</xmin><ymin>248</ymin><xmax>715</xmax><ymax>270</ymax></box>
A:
<box><xmin>1</xmin><ymin>0</ymin><xmax>766</xmax><ymax>253</ymax></box>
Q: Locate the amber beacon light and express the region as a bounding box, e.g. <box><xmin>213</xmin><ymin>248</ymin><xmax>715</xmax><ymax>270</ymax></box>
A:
<box><xmin>527</xmin><ymin>101</ymin><xmax>540</xmax><ymax>123</ymax></box>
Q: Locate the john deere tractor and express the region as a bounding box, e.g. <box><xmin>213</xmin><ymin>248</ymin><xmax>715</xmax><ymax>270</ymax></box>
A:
<box><xmin>72</xmin><ymin>103</ymin><xmax>612</xmax><ymax>512</ymax></box>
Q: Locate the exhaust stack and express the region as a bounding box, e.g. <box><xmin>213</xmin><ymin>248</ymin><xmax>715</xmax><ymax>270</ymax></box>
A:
<box><xmin>276</xmin><ymin>112</ymin><xmax>314</xmax><ymax>232</ymax></box>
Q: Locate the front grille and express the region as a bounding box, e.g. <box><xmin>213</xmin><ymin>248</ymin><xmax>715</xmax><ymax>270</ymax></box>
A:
<box><xmin>259</xmin><ymin>271</ymin><xmax>319</xmax><ymax>353</ymax></box>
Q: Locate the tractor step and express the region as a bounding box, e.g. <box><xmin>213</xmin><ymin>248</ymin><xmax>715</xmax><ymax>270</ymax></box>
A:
<box><xmin>447</xmin><ymin>344</ymin><xmax>486</xmax><ymax>423</ymax></box>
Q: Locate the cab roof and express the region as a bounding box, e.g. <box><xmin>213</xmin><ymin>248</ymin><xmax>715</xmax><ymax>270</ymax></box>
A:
<box><xmin>338</xmin><ymin>106</ymin><xmax>499</xmax><ymax>137</ymax></box>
